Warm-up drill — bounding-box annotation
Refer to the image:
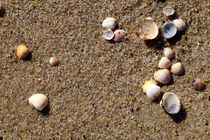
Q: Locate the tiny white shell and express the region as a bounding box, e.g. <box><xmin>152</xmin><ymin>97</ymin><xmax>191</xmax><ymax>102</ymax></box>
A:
<box><xmin>160</xmin><ymin>92</ymin><xmax>181</xmax><ymax>114</ymax></box>
<box><xmin>102</xmin><ymin>17</ymin><xmax>117</xmax><ymax>30</ymax></box>
<box><xmin>49</xmin><ymin>57</ymin><xmax>59</xmax><ymax>66</ymax></box>
<box><xmin>146</xmin><ymin>84</ymin><xmax>161</xmax><ymax>101</ymax></box>
<box><xmin>154</xmin><ymin>69</ymin><xmax>171</xmax><ymax>84</ymax></box>
<box><xmin>171</xmin><ymin>62</ymin><xmax>184</xmax><ymax>75</ymax></box>
<box><xmin>163</xmin><ymin>47</ymin><xmax>174</xmax><ymax>59</ymax></box>
<box><xmin>173</xmin><ymin>19</ymin><xmax>186</xmax><ymax>31</ymax></box>
<box><xmin>102</xmin><ymin>29</ymin><xmax>114</xmax><ymax>40</ymax></box>
<box><xmin>162</xmin><ymin>6</ymin><xmax>175</xmax><ymax>17</ymax></box>
<box><xmin>29</xmin><ymin>94</ymin><xmax>48</xmax><ymax>111</ymax></box>
<box><xmin>158</xmin><ymin>57</ymin><xmax>171</xmax><ymax>69</ymax></box>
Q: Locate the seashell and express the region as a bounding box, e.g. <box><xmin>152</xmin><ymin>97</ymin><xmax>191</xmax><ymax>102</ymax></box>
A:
<box><xmin>193</xmin><ymin>79</ymin><xmax>205</xmax><ymax>91</ymax></box>
<box><xmin>16</xmin><ymin>44</ymin><xmax>29</xmax><ymax>59</ymax></box>
<box><xmin>102</xmin><ymin>29</ymin><xmax>114</xmax><ymax>40</ymax></box>
<box><xmin>154</xmin><ymin>69</ymin><xmax>171</xmax><ymax>84</ymax></box>
<box><xmin>139</xmin><ymin>19</ymin><xmax>159</xmax><ymax>40</ymax></box>
<box><xmin>163</xmin><ymin>47</ymin><xmax>174</xmax><ymax>59</ymax></box>
<box><xmin>102</xmin><ymin>17</ymin><xmax>117</xmax><ymax>30</ymax></box>
<box><xmin>29</xmin><ymin>94</ymin><xmax>48</xmax><ymax>111</ymax></box>
<box><xmin>162</xmin><ymin>6</ymin><xmax>175</xmax><ymax>17</ymax></box>
<box><xmin>145</xmin><ymin>17</ymin><xmax>153</xmax><ymax>21</ymax></box>
<box><xmin>142</xmin><ymin>80</ymin><xmax>158</xmax><ymax>93</ymax></box>
<box><xmin>162</xmin><ymin>21</ymin><xmax>177</xmax><ymax>39</ymax></box>
<box><xmin>146</xmin><ymin>84</ymin><xmax>161</xmax><ymax>101</ymax></box>
<box><xmin>158</xmin><ymin>57</ymin><xmax>171</xmax><ymax>69</ymax></box>
<box><xmin>160</xmin><ymin>92</ymin><xmax>181</xmax><ymax>114</ymax></box>
<box><xmin>113</xmin><ymin>29</ymin><xmax>126</xmax><ymax>42</ymax></box>
<box><xmin>171</xmin><ymin>62</ymin><xmax>184</xmax><ymax>75</ymax></box>
<box><xmin>49</xmin><ymin>56</ymin><xmax>59</xmax><ymax>66</ymax></box>
<box><xmin>173</xmin><ymin>19</ymin><xmax>186</xmax><ymax>31</ymax></box>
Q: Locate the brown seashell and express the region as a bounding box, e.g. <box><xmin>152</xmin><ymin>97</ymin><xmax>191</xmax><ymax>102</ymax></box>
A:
<box><xmin>163</xmin><ymin>47</ymin><xmax>174</xmax><ymax>59</ymax></box>
<box><xmin>158</xmin><ymin>57</ymin><xmax>171</xmax><ymax>69</ymax></box>
<box><xmin>154</xmin><ymin>69</ymin><xmax>171</xmax><ymax>84</ymax></box>
<box><xmin>193</xmin><ymin>79</ymin><xmax>205</xmax><ymax>91</ymax></box>
<box><xmin>171</xmin><ymin>62</ymin><xmax>184</xmax><ymax>75</ymax></box>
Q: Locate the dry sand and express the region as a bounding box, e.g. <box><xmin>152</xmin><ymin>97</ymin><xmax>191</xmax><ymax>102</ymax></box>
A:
<box><xmin>0</xmin><ymin>0</ymin><xmax>209</xmax><ymax>139</ymax></box>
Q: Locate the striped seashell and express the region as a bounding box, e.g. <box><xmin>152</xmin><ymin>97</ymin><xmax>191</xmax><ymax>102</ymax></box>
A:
<box><xmin>158</xmin><ymin>57</ymin><xmax>171</xmax><ymax>69</ymax></box>
<box><xmin>154</xmin><ymin>69</ymin><xmax>171</xmax><ymax>84</ymax></box>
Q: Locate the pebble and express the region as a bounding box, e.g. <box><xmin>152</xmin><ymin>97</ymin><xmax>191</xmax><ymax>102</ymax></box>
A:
<box><xmin>28</xmin><ymin>94</ymin><xmax>48</xmax><ymax>111</ymax></box>
<box><xmin>49</xmin><ymin>56</ymin><xmax>59</xmax><ymax>66</ymax></box>
<box><xmin>16</xmin><ymin>44</ymin><xmax>29</xmax><ymax>59</ymax></box>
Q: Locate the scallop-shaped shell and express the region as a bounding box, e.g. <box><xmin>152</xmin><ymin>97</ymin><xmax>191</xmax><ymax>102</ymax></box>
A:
<box><xmin>193</xmin><ymin>79</ymin><xmax>205</xmax><ymax>90</ymax></box>
<box><xmin>113</xmin><ymin>29</ymin><xmax>126</xmax><ymax>42</ymax></box>
<box><xmin>163</xmin><ymin>47</ymin><xmax>174</xmax><ymax>59</ymax></box>
<box><xmin>49</xmin><ymin>56</ymin><xmax>59</xmax><ymax>66</ymax></box>
<box><xmin>16</xmin><ymin>44</ymin><xmax>29</xmax><ymax>59</ymax></box>
<box><xmin>162</xmin><ymin>6</ymin><xmax>175</xmax><ymax>17</ymax></box>
<box><xmin>102</xmin><ymin>17</ymin><xmax>117</xmax><ymax>30</ymax></box>
<box><xmin>162</xmin><ymin>21</ymin><xmax>177</xmax><ymax>39</ymax></box>
<box><xmin>102</xmin><ymin>29</ymin><xmax>114</xmax><ymax>40</ymax></box>
<box><xmin>171</xmin><ymin>62</ymin><xmax>184</xmax><ymax>75</ymax></box>
<box><xmin>173</xmin><ymin>19</ymin><xmax>186</xmax><ymax>31</ymax></box>
<box><xmin>29</xmin><ymin>94</ymin><xmax>48</xmax><ymax>111</ymax></box>
<box><xmin>160</xmin><ymin>92</ymin><xmax>181</xmax><ymax>114</ymax></box>
<box><xmin>146</xmin><ymin>84</ymin><xmax>161</xmax><ymax>101</ymax></box>
<box><xmin>142</xmin><ymin>80</ymin><xmax>158</xmax><ymax>93</ymax></box>
<box><xmin>158</xmin><ymin>57</ymin><xmax>171</xmax><ymax>69</ymax></box>
<box><xmin>139</xmin><ymin>19</ymin><xmax>159</xmax><ymax>40</ymax></box>
<box><xmin>154</xmin><ymin>69</ymin><xmax>171</xmax><ymax>84</ymax></box>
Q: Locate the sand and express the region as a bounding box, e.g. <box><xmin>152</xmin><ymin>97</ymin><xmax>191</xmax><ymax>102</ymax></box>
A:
<box><xmin>0</xmin><ymin>0</ymin><xmax>209</xmax><ymax>139</ymax></box>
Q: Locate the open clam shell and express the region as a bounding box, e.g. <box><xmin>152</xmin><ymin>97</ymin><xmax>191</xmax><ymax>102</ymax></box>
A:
<box><xmin>102</xmin><ymin>29</ymin><xmax>115</xmax><ymax>40</ymax></box>
<box><xmin>162</xmin><ymin>21</ymin><xmax>177</xmax><ymax>39</ymax></box>
<box><xmin>162</xmin><ymin>6</ymin><xmax>175</xmax><ymax>17</ymax></box>
<box><xmin>160</xmin><ymin>92</ymin><xmax>181</xmax><ymax>114</ymax></box>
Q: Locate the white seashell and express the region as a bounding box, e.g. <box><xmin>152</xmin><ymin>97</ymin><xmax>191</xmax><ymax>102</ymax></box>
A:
<box><xmin>102</xmin><ymin>29</ymin><xmax>114</xmax><ymax>40</ymax></box>
<box><xmin>29</xmin><ymin>94</ymin><xmax>48</xmax><ymax>111</ymax></box>
<box><xmin>158</xmin><ymin>57</ymin><xmax>171</xmax><ymax>69</ymax></box>
<box><xmin>154</xmin><ymin>69</ymin><xmax>171</xmax><ymax>84</ymax></box>
<box><xmin>49</xmin><ymin>57</ymin><xmax>59</xmax><ymax>66</ymax></box>
<box><xmin>146</xmin><ymin>84</ymin><xmax>161</xmax><ymax>101</ymax></box>
<box><xmin>145</xmin><ymin>17</ymin><xmax>153</xmax><ymax>21</ymax></box>
<box><xmin>139</xmin><ymin>19</ymin><xmax>159</xmax><ymax>40</ymax></box>
<box><xmin>160</xmin><ymin>92</ymin><xmax>181</xmax><ymax>114</ymax></box>
<box><xmin>162</xmin><ymin>21</ymin><xmax>177</xmax><ymax>39</ymax></box>
<box><xmin>171</xmin><ymin>62</ymin><xmax>184</xmax><ymax>75</ymax></box>
<box><xmin>163</xmin><ymin>47</ymin><xmax>174</xmax><ymax>59</ymax></box>
<box><xmin>173</xmin><ymin>19</ymin><xmax>186</xmax><ymax>31</ymax></box>
<box><xmin>162</xmin><ymin>6</ymin><xmax>175</xmax><ymax>17</ymax></box>
<box><xmin>102</xmin><ymin>17</ymin><xmax>117</xmax><ymax>30</ymax></box>
<box><xmin>142</xmin><ymin>80</ymin><xmax>158</xmax><ymax>93</ymax></box>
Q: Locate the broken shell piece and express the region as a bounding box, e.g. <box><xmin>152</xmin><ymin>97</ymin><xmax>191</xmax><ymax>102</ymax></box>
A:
<box><xmin>113</xmin><ymin>29</ymin><xmax>126</xmax><ymax>42</ymax></box>
<box><xmin>139</xmin><ymin>19</ymin><xmax>159</xmax><ymax>40</ymax></box>
<box><xmin>171</xmin><ymin>62</ymin><xmax>184</xmax><ymax>75</ymax></box>
<box><xmin>146</xmin><ymin>84</ymin><xmax>161</xmax><ymax>101</ymax></box>
<box><xmin>154</xmin><ymin>69</ymin><xmax>171</xmax><ymax>84</ymax></box>
<box><xmin>102</xmin><ymin>29</ymin><xmax>115</xmax><ymax>40</ymax></box>
<box><xmin>173</xmin><ymin>19</ymin><xmax>186</xmax><ymax>31</ymax></box>
<box><xmin>163</xmin><ymin>47</ymin><xmax>174</xmax><ymax>59</ymax></box>
<box><xmin>145</xmin><ymin>17</ymin><xmax>153</xmax><ymax>21</ymax></box>
<box><xmin>160</xmin><ymin>92</ymin><xmax>181</xmax><ymax>114</ymax></box>
<box><xmin>162</xmin><ymin>21</ymin><xmax>177</xmax><ymax>39</ymax></box>
<box><xmin>193</xmin><ymin>79</ymin><xmax>206</xmax><ymax>91</ymax></box>
<box><xmin>158</xmin><ymin>57</ymin><xmax>171</xmax><ymax>69</ymax></box>
<box><xmin>49</xmin><ymin>56</ymin><xmax>59</xmax><ymax>66</ymax></box>
<box><xmin>16</xmin><ymin>44</ymin><xmax>29</xmax><ymax>59</ymax></box>
<box><xmin>29</xmin><ymin>94</ymin><xmax>48</xmax><ymax>111</ymax></box>
<box><xmin>142</xmin><ymin>80</ymin><xmax>158</xmax><ymax>93</ymax></box>
<box><xmin>162</xmin><ymin>6</ymin><xmax>175</xmax><ymax>17</ymax></box>
<box><xmin>102</xmin><ymin>17</ymin><xmax>117</xmax><ymax>30</ymax></box>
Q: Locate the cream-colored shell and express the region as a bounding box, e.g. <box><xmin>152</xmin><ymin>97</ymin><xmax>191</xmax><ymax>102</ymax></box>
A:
<box><xmin>102</xmin><ymin>29</ymin><xmax>114</xmax><ymax>40</ymax></box>
<box><xmin>158</xmin><ymin>57</ymin><xmax>171</xmax><ymax>69</ymax></box>
<box><xmin>154</xmin><ymin>69</ymin><xmax>171</xmax><ymax>84</ymax></box>
<box><xmin>49</xmin><ymin>57</ymin><xmax>59</xmax><ymax>66</ymax></box>
<box><xmin>146</xmin><ymin>84</ymin><xmax>161</xmax><ymax>101</ymax></box>
<box><xmin>16</xmin><ymin>44</ymin><xmax>29</xmax><ymax>59</ymax></box>
<box><xmin>173</xmin><ymin>19</ymin><xmax>186</xmax><ymax>31</ymax></box>
<box><xmin>142</xmin><ymin>80</ymin><xmax>158</xmax><ymax>93</ymax></box>
<box><xmin>163</xmin><ymin>47</ymin><xmax>174</xmax><ymax>59</ymax></box>
<box><xmin>160</xmin><ymin>92</ymin><xmax>181</xmax><ymax>114</ymax></box>
<box><xmin>102</xmin><ymin>17</ymin><xmax>117</xmax><ymax>30</ymax></box>
<box><xmin>29</xmin><ymin>94</ymin><xmax>48</xmax><ymax>111</ymax></box>
<box><xmin>171</xmin><ymin>62</ymin><xmax>184</xmax><ymax>75</ymax></box>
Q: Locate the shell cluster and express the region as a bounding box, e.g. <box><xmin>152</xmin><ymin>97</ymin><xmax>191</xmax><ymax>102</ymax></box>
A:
<box><xmin>102</xmin><ymin>17</ymin><xmax>126</xmax><ymax>42</ymax></box>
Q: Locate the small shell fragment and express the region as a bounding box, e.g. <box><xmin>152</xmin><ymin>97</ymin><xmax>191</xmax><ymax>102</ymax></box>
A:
<box><xmin>146</xmin><ymin>84</ymin><xmax>161</xmax><ymax>101</ymax></box>
<box><xmin>102</xmin><ymin>29</ymin><xmax>114</xmax><ymax>40</ymax></box>
<box><xmin>162</xmin><ymin>6</ymin><xmax>175</xmax><ymax>17</ymax></box>
<box><xmin>160</xmin><ymin>92</ymin><xmax>181</xmax><ymax>114</ymax></box>
<box><xmin>158</xmin><ymin>57</ymin><xmax>171</xmax><ymax>69</ymax></box>
<box><xmin>16</xmin><ymin>44</ymin><xmax>29</xmax><ymax>59</ymax></box>
<box><xmin>193</xmin><ymin>79</ymin><xmax>206</xmax><ymax>91</ymax></box>
<box><xmin>154</xmin><ymin>69</ymin><xmax>171</xmax><ymax>84</ymax></box>
<box><xmin>171</xmin><ymin>62</ymin><xmax>184</xmax><ymax>75</ymax></box>
<box><xmin>102</xmin><ymin>17</ymin><xmax>117</xmax><ymax>30</ymax></box>
<box><xmin>163</xmin><ymin>47</ymin><xmax>174</xmax><ymax>59</ymax></box>
<box><xmin>113</xmin><ymin>29</ymin><xmax>126</xmax><ymax>42</ymax></box>
<box><xmin>173</xmin><ymin>19</ymin><xmax>186</xmax><ymax>31</ymax></box>
<box><xmin>142</xmin><ymin>80</ymin><xmax>158</xmax><ymax>93</ymax></box>
<box><xmin>162</xmin><ymin>21</ymin><xmax>177</xmax><ymax>39</ymax></box>
<box><xmin>29</xmin><ymin>94</ymin><xmax>48</xmax><ymax>111</ymax></box>
<box><xmin>139</xmin><ymin>19</ymin><xmax>159</xmax><ymax>40</ymax></box>
<box><xmin>49</xmin><ymin>57</ymin><xmax>59</xmax><ymax>66</ymax></box>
